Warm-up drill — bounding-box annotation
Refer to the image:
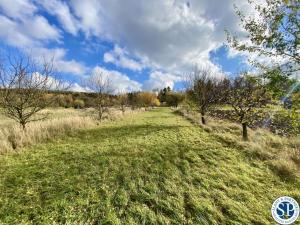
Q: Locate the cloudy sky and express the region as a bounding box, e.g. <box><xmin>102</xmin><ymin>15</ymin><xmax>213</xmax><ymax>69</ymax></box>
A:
<box><xmin>0</xmin><ymin>0</ymin><xmax>252</xmax><ymax>92</ymax></box>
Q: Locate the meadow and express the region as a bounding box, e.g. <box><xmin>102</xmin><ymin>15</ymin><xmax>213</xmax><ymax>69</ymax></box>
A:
<box><xmin>0</xmin><ymin>108</ymin><xmax>299</xmax><ymax>224</ymax></box>
<box><xmin>0</xmin><ymin>107</ymin><xmax>139</xmax><ymax>154</ymax></box>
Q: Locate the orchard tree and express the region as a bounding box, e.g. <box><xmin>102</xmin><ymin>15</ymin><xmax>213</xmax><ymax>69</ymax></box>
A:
<box><xmin>262</xmin><ymin>67</ymin><xmax>296</xmax><ymax>98</ymax></box>
<box><xmin>227</xmin><ymin>0</ymin><xmax>300</xmax><ymax>73</ymax></box>
<box><xmin>227</xmin><ymin>74</ymin><xmax>269</xmax><ymax>140</ymax></box>
<box><xmin>117</xmin><ymin>93</ymin><xmax>129</xmax><ymax>114</ymax></box>
<box><xmin>86</xmin><ymin>71</ymin><xmax>113</xmax><ymax>121</ymax></box>
<box><xmin>186</xmin><ymin>67</ymin><xmax>224</xmax><ymax>125</ymax></box>
<box><xmin>0</xmin><ymin>54</ymin><xmax>66</xmax><ymax>130</ymax></box>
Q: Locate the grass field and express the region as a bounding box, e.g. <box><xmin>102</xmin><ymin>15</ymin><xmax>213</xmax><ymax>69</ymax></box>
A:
<box><xmin>0</xmin><ymin>108</ymin><xmax>92</xmax><ymax>127</ymax></box>
<box><xmin>0</xmin><ymin>108</ymin><xmax>299</xmax><ymax>224</ymax></box>
<box><xmin>0</xmin><ymin>107</ymin><xmax>137</xmax><ymax>153</ymax></box>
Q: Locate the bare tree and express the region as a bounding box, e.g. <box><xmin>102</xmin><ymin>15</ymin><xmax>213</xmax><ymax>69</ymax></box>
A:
<box><xmin>186</xmin><ymin>67</ymin><xmax>224</xmax><ymax>125</ymax></box>
<box><xmin>117</xmin><ymin>93</ymin><xmax>129</xmax><ymax>115</ymax></box>
<box><xmin>86</xmin><ymin>71</ymin><xmax>113</xmax><ymax>121</ymax></box>
<box><xmin>227</xmin><ymin>74</ymin><xmax>268</xmax><ymax>140</ymax></box>
<box><xmin>0</xmin><ymin>54</ymin><xmax>66</xmax><ymax>130</ymax></box>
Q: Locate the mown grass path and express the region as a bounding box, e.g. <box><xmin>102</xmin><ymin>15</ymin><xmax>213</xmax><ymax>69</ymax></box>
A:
<box><xmin>0</xmin><ymin>108</ymin><xmax>299</xmax><ymax>224</ymax></box>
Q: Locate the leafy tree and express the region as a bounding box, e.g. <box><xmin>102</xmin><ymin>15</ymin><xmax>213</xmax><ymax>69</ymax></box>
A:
<box><xmin>165</xmin><ymin>92</ymin><xmax>185</xmax><ymax>108</ymax></box>
<box><xmin>291</xmin><ymin>85</ymin><xmax>300</xmax><ymax>109</ymax></box>
<box><xmin>227</xmin><ymin>74</ymin><xmax>269</xmax><ymax>140</ymax></box>
<box><xmin>227</xmin><ymin>0</ymin><xmax>300</xmax><ymax>73</ymax></box>
<box><xmin>262</xmin><ymin>67</ymin><xmax>296</xmax><ymax>98</ymax></box>
<box><xmin>158</xmin><ymin>86</ymin><xmax>171</xmax><ymax>103</ymax></box>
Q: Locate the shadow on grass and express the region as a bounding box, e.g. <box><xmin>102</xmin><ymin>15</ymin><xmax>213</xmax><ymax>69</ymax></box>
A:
<box><xmin>74</xmin><ymin>124</ymin><xmax>189</xmax><ymax>143</ymax></box>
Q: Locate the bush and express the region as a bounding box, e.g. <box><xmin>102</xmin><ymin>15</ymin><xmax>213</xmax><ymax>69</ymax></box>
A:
<box><xmin>56</xmin><ymin>94</ymin><xmax>74</xmax><ymax>108</ymax></box>
<box><xmin>165</xmin><ymin>92</ymin><xmax>185</xmax><ymax>107</ymax></box>
<box><xmin>136</xmin><ymin>92</ymin><xmax>160</xmax><ymax>108</ymax></box>
<box><xmin>74</xmin><ymin>99</ymin><xmax>85</xmax><ymax>109</ymax></box>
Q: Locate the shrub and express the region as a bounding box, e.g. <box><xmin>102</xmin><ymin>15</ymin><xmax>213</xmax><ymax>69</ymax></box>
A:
<box><xmin>74</xmin><ymin>99</ymin><xmax>85</xmax><ymax>109</ymax></box>
<box><xmin>165</xmin><ymin>92</ymin><xmax>185</xmax><ymax>107</ymax></box>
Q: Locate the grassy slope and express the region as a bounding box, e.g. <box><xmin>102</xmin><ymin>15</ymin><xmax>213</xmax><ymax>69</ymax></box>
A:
<box><xmin>0</xmin><ymin>108</ymin><xmax>299</xmax><ymax>224</ymax></box>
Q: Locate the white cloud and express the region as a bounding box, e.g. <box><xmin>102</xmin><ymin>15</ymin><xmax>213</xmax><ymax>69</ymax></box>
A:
<box><xmin>143</xmin><ymin>71</ymin><xmax>182</xmax><ymax>91</ymax></box>
<box><xmin>69</xmin><ymin>83</ymin><xmax>91</xmax><ymax>92</ymax></box>
<box><xmin>67</xmin><ymin>0</ymin><xmax>256</xmax><ymax>89</ymax></box>
<box><xmin>36</xmin><ymin>0</ymin><xmax>79</xmax><ymax>35</ymax></box>
<box><xmin>0</xmin><ymin>0</ymin><xmax>86</xmax><ymax>78</ymax></box>
<box><xmin>91</xmin><ymin>66</ymin><xmax>142</xmax><ymax>93</ymax></box>
<box><xmin>69</xmin><ymin>0</ymin><xmax>252</xmax><ymax>73</ymax></box>
<box><xmin>32</xmin><ymin>73</ymin><xmax>90</xmax><ymax>92</ymax></box>
<box><xmin>0</xmin><ymin>15</ymin><xmax>35</xmax><ymax>47</ymax></box>
<box><xmin>0</xmin><ymin>14</ymin><xmax>60</xmax><ymax>48</ymax></box>
<box><xmin>70</xmin><ymin>0</ymin><xmax>103</xmax><ymax>37</ymax></box>
<box><xmin>0</xmin><ymin>0</ymin><xmax>261</xmax><ymax>88</ymax></box>
<box><xmin>103</xmin><ymin>45</ymin><xmax>144</xmax><ymax>71</ymax></box>
<box><xmin>30</xmin><ymin>47</ymin><xmax>88</xmax><ymax>76</ymax></box>
<box><xmin>0</xmin><ymin>0</ymin><xmax>37</xmax><ymax>19</ymax></box>
<box><xmin>23</xmin><ymin>15</ymin><xmax>61</xmax><ymax>41</ymax></box>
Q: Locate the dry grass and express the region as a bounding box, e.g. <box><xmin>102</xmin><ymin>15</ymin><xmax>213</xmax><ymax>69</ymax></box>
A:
<box><xmin>0</xmin><ymin>107</ymin><xmax>142</xmax><ymax>154</ymax></box>
<box><xmin>0</xmin><ymin>116</ymin><xmax>96</xmax><ymax>153</ymax></box>
<box><xmin>176</xmin><ymin>108</ymin><xmax>300</xmax><ymax>180</ymax></box>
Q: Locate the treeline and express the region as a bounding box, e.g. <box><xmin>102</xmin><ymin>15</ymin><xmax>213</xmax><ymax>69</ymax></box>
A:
<box><xmin>41</xmin><ymin>91</ymin><xmax>161</xmax><ymax>109</ymax></box>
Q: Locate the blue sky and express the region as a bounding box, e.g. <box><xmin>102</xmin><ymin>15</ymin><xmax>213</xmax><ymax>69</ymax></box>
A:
<box><xmin>0</xmin><ymin>0</ymin><xmax>252</xmax><ymax>92</ymax></box>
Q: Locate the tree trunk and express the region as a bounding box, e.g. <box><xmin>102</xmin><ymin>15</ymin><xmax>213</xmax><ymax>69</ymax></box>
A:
<box><xmin>242</xmin><ymin>123</ymin><xmax>248</xmax><ymax>141</ymax></box>
<box><xmin>20</xmin><ymin>122</ymin><xmax>26</xmax><ymax>131</ymax></box>
<box><xmin>98</xmin><ymin>106</ymin><xmax>103</xmax><ymax>121</ymax></box>
<box><xmin>201</xmin><ymin>114</ymin><xmax>206</xmax><ymax>125</ymax></box>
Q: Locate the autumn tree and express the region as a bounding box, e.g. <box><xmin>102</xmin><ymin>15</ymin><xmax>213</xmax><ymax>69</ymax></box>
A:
<box><xmin>0</xmin><ymin>54</ymin><xmax>66</xmax><ymax>129</ymax></box>
<box><xmin>227</xmin><ymin>74</ymin><xmax>269</xmax><ymax>140</ymax></box>
<box><xmin>137</xmin><ymin>92</ymin><xmax>160</xmax><ymax>109</ymax></box>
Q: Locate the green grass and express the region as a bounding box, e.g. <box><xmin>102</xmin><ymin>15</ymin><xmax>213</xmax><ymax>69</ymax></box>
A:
<box><xmin>0</xmin><ymin>108</ymin><xmax>299</xmax><ymax>224</ymax></box>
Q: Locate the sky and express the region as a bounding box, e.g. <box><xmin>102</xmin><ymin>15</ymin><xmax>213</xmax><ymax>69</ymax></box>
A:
<box><xmin>0</xmin><ymin>0</ymin><xmax>253</xmax><ymax>93</ymax></box>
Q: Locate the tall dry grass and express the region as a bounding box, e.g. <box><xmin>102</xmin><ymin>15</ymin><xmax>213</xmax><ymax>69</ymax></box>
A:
<box><xmin>176</xmin><ymin>108</ymin><xmax>300</xmax><ymax>180</ymax></box>
<box><xmin>0</xmin><ymin>116</ymin><xmax>96</xmax><ymax>153</ymax></box>
<box><xmin>0</xmin><ymin>107</ymin><xmax>143</xmax><ymax>154</ymax></box>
